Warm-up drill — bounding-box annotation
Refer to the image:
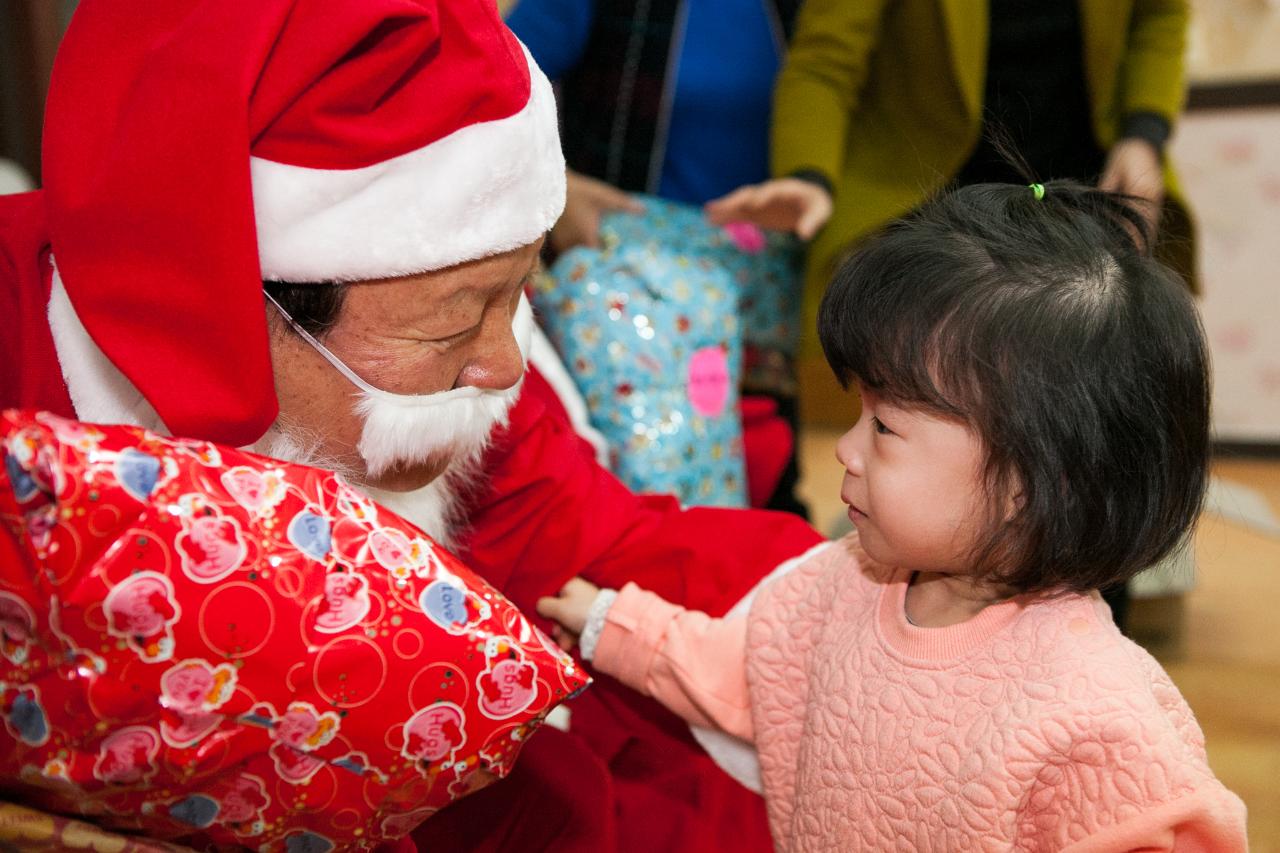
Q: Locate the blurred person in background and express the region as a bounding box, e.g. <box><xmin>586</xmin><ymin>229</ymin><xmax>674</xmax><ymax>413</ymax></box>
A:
<box><xmin>715</xmin><ymin>0</ymin><xmax>1196</xmax><ymax>629</ymax></box>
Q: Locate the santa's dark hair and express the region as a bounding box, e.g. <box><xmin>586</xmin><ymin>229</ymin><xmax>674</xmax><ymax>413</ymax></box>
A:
<box><xmin>262</xmin><ymin>281</ymin><xmax>348</xmax><ymax>337</ymax></box>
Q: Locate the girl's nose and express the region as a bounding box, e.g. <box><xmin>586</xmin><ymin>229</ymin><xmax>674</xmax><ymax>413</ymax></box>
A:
<box><xmin>835</xmin><ymin>421</ymin><xmax>864</xmax><ymax>475</ymax></box>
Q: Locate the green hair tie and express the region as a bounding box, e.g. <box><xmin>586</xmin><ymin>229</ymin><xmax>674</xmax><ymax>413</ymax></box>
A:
<box><xmin>1029</xmin><ymin>182</ymin><xmax>1046</xmax><ymax>201</ymax></box>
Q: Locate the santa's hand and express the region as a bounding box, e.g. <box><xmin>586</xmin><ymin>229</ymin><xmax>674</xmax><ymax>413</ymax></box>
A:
<box><xmin>705</xmin><ymin>177</ymin><xmax>833</xmax><ymax>241</ymax></box>
<box><xmin>536</xmin><ymin>577</ymin><xmax>600</xmax><ymax>641</ymax></box>
<box><xmin>549</xmin><ymin>170</ymin><xmax>645</xmax><ymax>255</ymax></box>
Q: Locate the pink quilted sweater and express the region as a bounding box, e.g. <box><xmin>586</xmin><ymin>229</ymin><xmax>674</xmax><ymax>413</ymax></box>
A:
<box><xmin>594</xmin><ymin>536</ymin><xmax>1248</xmax><ymax>851</ymax></box>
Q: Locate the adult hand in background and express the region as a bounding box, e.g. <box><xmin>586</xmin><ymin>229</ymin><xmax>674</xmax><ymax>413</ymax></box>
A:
<box><xmin>705</xmin><ymin>177</ymin><xmax>833</xmax><ymax>241</ymax></box>
<box><xmin>550</xmin><ymin>169</ymin><xmax>646</xmax><ymax>254</ymax></box>
<box><xmin>1099</xmin><ymin>138</ymin><xmax>1165</xmax><ymax>235</ymax></box>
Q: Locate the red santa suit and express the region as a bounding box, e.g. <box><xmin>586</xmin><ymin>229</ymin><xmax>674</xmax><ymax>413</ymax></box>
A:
<box><xmin>0</xmin><ymin>2</ymin><xmax>822</xmax><ymax>850</ymax></box>
<box><xmin>1</xmin><ymin>193</ymin><xmax>820</xmax><ymax>851</ymax></box>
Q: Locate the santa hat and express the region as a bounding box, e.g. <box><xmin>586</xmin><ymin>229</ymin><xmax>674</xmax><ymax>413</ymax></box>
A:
<box><xmin>41</xmin><ymin>0</ymin><xmax>565</xmax><ymax>447</ymax></box>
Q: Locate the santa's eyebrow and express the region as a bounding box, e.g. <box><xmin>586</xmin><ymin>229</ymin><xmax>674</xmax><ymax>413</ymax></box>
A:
<box><xmin>473</xmin><ymin>257</ymin><xmax>536</xmax><ymax>300</ymax></box>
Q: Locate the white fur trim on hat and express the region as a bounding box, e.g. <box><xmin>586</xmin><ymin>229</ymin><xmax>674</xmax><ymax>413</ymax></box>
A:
<box><xmin>252</xmin><ymin>45</ymin><xmax>565</xmax><ymax>283</ymax></box>
<box><xmin>47</xmin><ymin>264</ymin><xmax>168</xmax><ymax>434</ymax></box>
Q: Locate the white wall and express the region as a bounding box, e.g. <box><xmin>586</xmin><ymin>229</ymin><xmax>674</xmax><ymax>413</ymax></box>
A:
<box><xmin>1178</xmin><ymin>1</ymin><xmax>1280</xmax><ymax>443</ymax></box>
<box><xmin>1172</xmin><ymin>109</ymin><xmax>1280</xmax><ymax>443</ymax></box>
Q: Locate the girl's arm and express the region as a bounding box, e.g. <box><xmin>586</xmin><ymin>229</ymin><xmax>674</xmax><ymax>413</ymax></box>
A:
<box><xmin>1023</xmin><ymin>695</ymin><xmax>1249</xmax><ymax>853</ymax></box>
<box><xmin>1058</xmin><ymin>787</ymin><xmax>1247</xmax><ymax>852</ymax></box>
<box><xmin>539</xmin><ymin>579</ymin><xmax>755</xmax><ymax>743</ymax></box>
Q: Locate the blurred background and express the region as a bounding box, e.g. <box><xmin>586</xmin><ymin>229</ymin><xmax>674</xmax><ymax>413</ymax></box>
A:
<box><xmin>3</xmin><ymin>0</ymin><xmax>1278</xmax><ymax>847</ymax></box>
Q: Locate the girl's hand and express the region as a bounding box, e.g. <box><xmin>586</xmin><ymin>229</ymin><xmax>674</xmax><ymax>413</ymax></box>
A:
<box><xmin>536</xmin><ymin>577</ymin><xmax>601</xmax><ymax>651</ymax></box>
<box><xmin>704</xmin><ymin>177</ymin><xmax>833</xmax><ymax>241</ymax></box>
<box><xmin>549</xmin><ymin>170</ymin><xmax>645</xmax><ymax>254</ymax></box>
<box><xmin>1099</xmin><ymin>138</ymin><xmax>1165</xmax><ymax>233</ymax></box>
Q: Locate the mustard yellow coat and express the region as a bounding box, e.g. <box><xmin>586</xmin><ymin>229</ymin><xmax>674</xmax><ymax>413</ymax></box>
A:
<box><xmin>773</xmin><ymin>0</ymin><xmax>1194</xmax><ymax>350</ymax></box>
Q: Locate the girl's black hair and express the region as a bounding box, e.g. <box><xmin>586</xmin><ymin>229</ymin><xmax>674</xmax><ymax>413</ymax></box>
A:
<box><xmin>818</xmin><ymin>180</ymin><xmax>1211</xmax><ymax>595</ymax></box>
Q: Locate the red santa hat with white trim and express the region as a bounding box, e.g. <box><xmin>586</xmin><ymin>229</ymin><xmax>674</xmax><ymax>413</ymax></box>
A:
<box><xmin>41</xmin><ymin>0</ymin><xmax>564</xmax><ymax>448</ymax></box>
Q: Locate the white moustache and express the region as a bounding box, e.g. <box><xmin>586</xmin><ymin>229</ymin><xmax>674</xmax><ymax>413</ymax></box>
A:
<box><xmin>354</xmin><ymin>381</ymin><xmax>520</xmax><ymax>480</ymax></box>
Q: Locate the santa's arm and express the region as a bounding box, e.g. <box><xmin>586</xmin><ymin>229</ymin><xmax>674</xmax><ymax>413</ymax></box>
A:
<box><xmin>462</xmin><ymin>369</ymin><xmax>824</xmax><ymax>618</ymax></box>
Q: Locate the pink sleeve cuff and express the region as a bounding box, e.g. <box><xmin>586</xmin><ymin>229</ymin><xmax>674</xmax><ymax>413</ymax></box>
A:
<box><xmin>593</xmin><ymin>582</ymin><xmax>687</xmax><ymax>694</ymax></box>
<box><xmin>1060</xmin><ymin>787</ymin><xmax>1248</xmax><ymax>853</ymax></box>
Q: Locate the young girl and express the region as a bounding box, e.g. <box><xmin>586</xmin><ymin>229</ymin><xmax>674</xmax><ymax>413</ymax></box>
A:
<box><xmin>538</xmin><ymin>182</ymin><xmax>1248</xmax><ymax>850</ymax></box>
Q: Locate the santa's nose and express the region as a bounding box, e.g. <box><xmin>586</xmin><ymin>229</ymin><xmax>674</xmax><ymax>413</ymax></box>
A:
<box><xmin>458</xmin><ymin>331</ymin><xmax>523</xmax><ymax>391</ymax></box>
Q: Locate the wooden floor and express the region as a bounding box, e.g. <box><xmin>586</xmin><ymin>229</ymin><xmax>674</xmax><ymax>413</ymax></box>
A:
<box><xmin>797</xmin><ymin>430</ymin><xmax>1280</xmax><ymax>850</ymax></box>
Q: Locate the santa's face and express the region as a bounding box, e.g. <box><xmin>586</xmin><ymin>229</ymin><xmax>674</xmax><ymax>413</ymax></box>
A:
<box><xmin>263</xmin><ymin>239</ymin><xmax>540</xmax><ymax>493</ymax></box>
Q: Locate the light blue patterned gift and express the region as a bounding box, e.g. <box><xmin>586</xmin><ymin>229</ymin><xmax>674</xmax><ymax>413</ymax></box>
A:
<box><xmin>533</xmin><ymin>237</ymin><xmax>747</xmax><ymax>508</ymax></box>
<box><xmin>602</xmin><ymin>195</ymin><xmax>803</xmax><ymax>356</ymax></box>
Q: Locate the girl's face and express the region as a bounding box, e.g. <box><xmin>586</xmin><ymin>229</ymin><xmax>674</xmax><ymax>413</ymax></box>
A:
<box><xmin>836</xmin><ymin>384</ymin><xmax>995</xmax><ymax>575</ymax></box>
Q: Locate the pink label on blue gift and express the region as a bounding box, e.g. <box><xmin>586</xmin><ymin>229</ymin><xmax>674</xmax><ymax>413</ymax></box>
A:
<box><xmin>688</xmin><ymin>346</ymin><xmax>731</xmax><ymax>416</ymax></box>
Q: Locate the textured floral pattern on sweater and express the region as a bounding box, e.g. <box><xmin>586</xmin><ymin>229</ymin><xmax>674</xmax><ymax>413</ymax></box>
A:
<box><xmin>744</xmin><ymin>535</ymin><xmax>1246</xmax><ymax>852</ymax></box>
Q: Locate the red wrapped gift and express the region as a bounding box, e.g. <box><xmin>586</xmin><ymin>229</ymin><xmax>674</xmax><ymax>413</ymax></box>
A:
<box><xmin>0</xmin><ymin>410</ymin><xmax>589</xmax><ymax>851</ymax></box>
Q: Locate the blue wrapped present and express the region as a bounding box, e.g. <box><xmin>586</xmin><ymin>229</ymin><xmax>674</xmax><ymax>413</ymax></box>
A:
<box><xmin>601</xmin><ymin>196</ymin><xmax>803</xmax><ymax>356</ymax></box>
<box><xmin>534</xmin><ymin>240</ymin><xmax>746</xmax><ymax>508</ymax></box>
<box><xmin>533</xmin><ymin>196</ymin><xmax>803</xmax><ymax>507</ymax></box>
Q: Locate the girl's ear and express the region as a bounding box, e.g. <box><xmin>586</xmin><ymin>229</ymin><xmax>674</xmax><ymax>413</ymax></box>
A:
<box><xmin>1002</xmin><ymin>484</ymin><xmax>1025</xmax><ymax>524</ymax></box>
<box><xmin>989</xmin><ymin>464</ymin><xmax>1025</xmax><ymax>526</ymax></box>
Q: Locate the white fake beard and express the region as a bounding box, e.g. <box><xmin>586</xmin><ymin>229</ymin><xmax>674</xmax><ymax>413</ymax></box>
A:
<box><xmin>353</xmin><ymin>382</ymin><xmax>520</xmax><ymax>483</ymax></box>
<box><xmin>251</xmin><ymin>420</ymin><xmax>360</xmax><ymax>481</ymax></box>
<box><xmin>252</xmin><ymin>297</ymin><xmax>533</xmax><ymax>547</ymax></box>
<box><xmin>251</xmin><ymin>388</ymin><xmax>517</xmax><ymax>549</ymax></box>
<box><xmin>350</xmin><ymin>381</ymin><xmax>521</xmax><ymax>548</ymax></box>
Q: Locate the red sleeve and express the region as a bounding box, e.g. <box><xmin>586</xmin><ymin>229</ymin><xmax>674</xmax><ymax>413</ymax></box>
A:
<box><xmin>0</xmin><ymin>191</ymin><xmax>75</xmax><ymax>417</ymax></box>
<box><xmin>452</xmin><ymin>370</ymin><xmax>805</xmax><ymax>853</ymax></box>
<box><xmin>459</xmin><ymin>368</ymin><xmax>823</xmax><ymax>619</ymax></box>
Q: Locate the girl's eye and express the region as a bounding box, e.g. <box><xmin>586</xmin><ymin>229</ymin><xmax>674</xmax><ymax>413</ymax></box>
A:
<box><xmin>872</xmin><ymin>416</ymin><xmax>894</xmax><ymax>436</ymax></box>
